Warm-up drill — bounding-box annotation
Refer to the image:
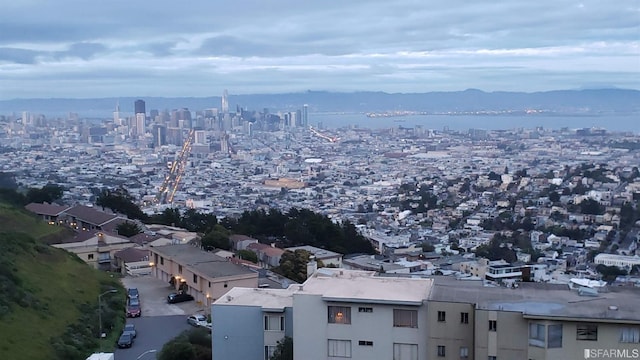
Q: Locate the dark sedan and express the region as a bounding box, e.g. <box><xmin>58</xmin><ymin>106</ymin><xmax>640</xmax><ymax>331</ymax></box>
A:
<box><xmin>117</xmin><ymin>332</ymin><xmax>134</xmax><ymax>348</ymax></box>
<box><xmin>167</xmin><ymin>292</ymin><xmax>194</xmax><ymax>304</ymax></box>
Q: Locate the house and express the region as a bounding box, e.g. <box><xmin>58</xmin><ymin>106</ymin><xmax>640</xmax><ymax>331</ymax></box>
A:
<box><xmin>113</xmin><ymin>247</ymin><xmax>151</xmax><ymax>276</ymax></box>
<box><xmin>62</xmin><ymin>205</ymin><xmax>124</xmax><ymax>231</ymax></box>
<box><xmin>24</xmin><ymin>202</ymin><xmax>70</xmax><ymax>224</ymax></box>
<box><xmin>229</xmin><ymin>234</ymin><xmax>259</xmax><ymax>251</ymax></box>
<box><xmin>246</xmin><ymin>242</ymin><xmax>285</xmax><ymax>268</ymax></box>
<box><xmin>149</xmin><ymin>244</ymin><xmax>258</xmax><ymax>307</ymax></box>
<box><xmin>286</xmin><ymin>245</ymin><xmax>343</xmax><ymax>267</ymax></box>
<box><xmin>52</xmin><ymin>230</ymin><xmax>135</xmax><ymax>270</ymax></box>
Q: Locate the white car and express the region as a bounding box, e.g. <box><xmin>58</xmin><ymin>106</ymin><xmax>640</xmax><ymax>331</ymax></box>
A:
<box><xmin>187</xmin><ymin>314</ymin><xmax>208</xmax><ymax>327</ymax></box>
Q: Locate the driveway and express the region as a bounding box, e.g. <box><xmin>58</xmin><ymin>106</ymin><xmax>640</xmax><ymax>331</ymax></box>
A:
<box><xmin>121</xmin><ymin>275</ymin><xmax>205</xmax><ymax>317</ymax></box>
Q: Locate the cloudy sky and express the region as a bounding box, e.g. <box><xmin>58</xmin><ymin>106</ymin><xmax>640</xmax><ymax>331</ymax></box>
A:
<box><xmin>1</xmin><ymin>0</ymin><xmax>638</xmax><ymax>99</ymax></box>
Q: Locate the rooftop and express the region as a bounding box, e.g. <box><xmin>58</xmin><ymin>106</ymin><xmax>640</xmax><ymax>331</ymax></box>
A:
<box><xmin>430</xmin><ymin>276</ymin><xmax>640</xmax><ymax>323</ymax></box>
<box><xmin>213</xmin><ymin>287</ymin><xmax>294</xmax><ymax>311</ymax></box>
<box><xmin>297</xmin><ymin>268</ymin><xmax>433</xmax><ymax>306</ymax></box>
<box><xmin>150</xmin><ymin>244</ymin><xmax>256</xmax><ymax>279</ymax></box>
<box><xmin>286</xmin><ymin>245</ymin><xmax>343</xmax><ymax>259</ymax></box>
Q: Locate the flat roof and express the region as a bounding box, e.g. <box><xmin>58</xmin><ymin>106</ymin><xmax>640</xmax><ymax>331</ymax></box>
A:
<box><xmin>150</xmin><ymin>244</ymin><xmax>256</xmax><ymax>279</ymax></box>
<box><xmin>286</xmin><ymin>245</ymin><xmax>342</xmax><ymax>259</ymax></box>
<box><xmin>213</xmin><ymin>287</ymin><xmax>294</xmax><ymax>310</ymax></box>
<box><xmin>297</xmin><ymin>269</ymin><xmax>432</xmax><ymax>306</ymax></box>
<box><xmin>430</xmin><ymin>276</ymin><xmax>640</xmax><ymax>323</ymax></box>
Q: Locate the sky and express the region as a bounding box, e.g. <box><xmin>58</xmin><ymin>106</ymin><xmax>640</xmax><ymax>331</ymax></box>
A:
<box><xmin>0</xmin><ymin>0</ymin><xmax>639</xmax><ymax>99</ymax></box>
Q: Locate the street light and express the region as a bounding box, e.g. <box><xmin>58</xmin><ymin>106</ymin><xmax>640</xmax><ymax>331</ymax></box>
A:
<box><xmin>98</xmin><ymin>289</ymin><xmax>118</xmax><ymax>338</ymax></box>
<box><xmin>136</xmin><ymin>349</ymin><xmax>157</xmax><ymax>359</ymax></box>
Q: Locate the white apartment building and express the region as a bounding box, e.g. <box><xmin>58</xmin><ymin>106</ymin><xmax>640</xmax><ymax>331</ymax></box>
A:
<box><xmin>594</xmin><ymin>253</ymin><xmax>640</xmax><ymax>269</ymax></box>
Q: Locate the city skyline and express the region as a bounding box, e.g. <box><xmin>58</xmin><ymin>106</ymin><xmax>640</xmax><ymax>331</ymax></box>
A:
<box><xmin>1</xmin><ymin>0</ymin><xmax>639</xmax><ymax>100</ymax></box>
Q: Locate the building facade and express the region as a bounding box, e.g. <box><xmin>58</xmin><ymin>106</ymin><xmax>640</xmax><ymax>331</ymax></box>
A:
<box><xmin>211</xmin><ymin>269</ymin><xmax>640</xmax><ymax>360</ymax></box>
<box><xmin>149</xmin><ymin>244</ymin><xmax>258</xmax><ymax>307</ymax></box>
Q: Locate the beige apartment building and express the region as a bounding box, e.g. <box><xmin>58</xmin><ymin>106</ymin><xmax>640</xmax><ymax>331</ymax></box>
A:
<box><xmin>212</xmin><ymin>269</ymin><xmax>640</xmax><ymax>360</ymax></box>
<box><xmin>149</xmin><ymin>244</ymin><xmax>258</xmax><ymax>307</ymax></box>
<box><xmin>52</xmin><ymin>231</ymin><xmax>135</xmax><ymax>270</ymax></box>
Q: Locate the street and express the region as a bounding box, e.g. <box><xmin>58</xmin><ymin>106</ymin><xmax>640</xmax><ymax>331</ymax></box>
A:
<box><xmin>113</xmin><ymin>275</ymin><xmax>208</xmax><ymax>359</ymax></box>
<box><xmin>114</xmin><ymin>315</ymin><xmax>191</xmax><ymax>360</ymax></box>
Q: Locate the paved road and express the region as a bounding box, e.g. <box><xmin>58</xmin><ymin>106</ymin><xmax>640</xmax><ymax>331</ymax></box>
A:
<box><xmin>114</xmin><ymin>315</ymin><xmax>192</xmax><ymax>360</ymax></box>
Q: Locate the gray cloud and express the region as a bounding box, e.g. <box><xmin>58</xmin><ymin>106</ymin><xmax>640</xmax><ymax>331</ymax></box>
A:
<box><xmin>0</xmin><ymin>0</ymin><xmax>638</xmax><ymax>98</ymax></box>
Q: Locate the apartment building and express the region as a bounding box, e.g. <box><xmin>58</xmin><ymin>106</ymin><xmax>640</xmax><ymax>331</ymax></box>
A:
<box><xmin>52</xmin><ymin>230</ymin><xmax>134</xmax><ymax>270</ymax></box>
<box><xmin>149</xmin><ymin>244</ymin><xmax>258</xmax><ymax>306</ymax></box>
<box><xmin>211</xmin><ymin>269</ymin><xmax>640</xmax><ymax>360</ymax></box>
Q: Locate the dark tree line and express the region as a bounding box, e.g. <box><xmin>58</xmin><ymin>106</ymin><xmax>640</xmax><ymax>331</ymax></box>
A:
<box><xmin>224</xmin><ymin>208</ymin><xmax>375</xmax><ymax>255</ymax></box>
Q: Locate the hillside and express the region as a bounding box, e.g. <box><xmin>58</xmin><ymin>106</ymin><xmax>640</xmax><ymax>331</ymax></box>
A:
<box><xmin>0</xmin><ymin>201</ymin><xmax>125</xmax><ymax>360</ymax></box>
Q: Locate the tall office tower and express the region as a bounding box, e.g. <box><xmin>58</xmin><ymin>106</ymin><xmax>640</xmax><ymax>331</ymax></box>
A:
<box><xmin>113</xmin><ymin>102</ymin><xmax>120</xmax><ymax>124</ymax></box>
<box><xmin>220</xmin><ymin>134</ymin><xmax>229</xmax><ymax>153</ymax></box>
<box><xmin>152</xmin><ymin>124</ymin><xmax>166</xmax><ymax>147</ymax></box>
<box><xmin>295</xmin><ymin>109</ymin><xmax>302</xmax><ymax>128</ymax></box>
<box><xmin>135</xmin><ymin>113</ymin><xmax>146</xmax><ymax>137</ymax></box>
<box><xmin>221</xmin><ymin>89</ymin><xmax>229</xmax><ymax>114</ymax></box>
<box><xmin>134</xmin><ymin>99</ymin><xmax>146</xmax><ymax>115</ymax></box>
<box><xmin>302</xmin><ymin>104</ymin><xmax>308</xmax><ymax>127</ymax></box>
<box><xmin>194</xmin><ymin>130</ymin><xmax>206</xmax><ymax>145</ymax></box>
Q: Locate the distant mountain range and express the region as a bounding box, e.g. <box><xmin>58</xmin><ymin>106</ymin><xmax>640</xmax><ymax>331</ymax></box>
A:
<box><xmin>0</xmin><ymin>89</ymin><xmax>638</xmax><ymax>117</ymax></box>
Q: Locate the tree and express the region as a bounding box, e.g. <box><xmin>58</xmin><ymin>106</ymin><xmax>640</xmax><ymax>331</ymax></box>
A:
<box><xmin>237</xmin><ymin>249</ymin><xmax>258</xmax><ymax>263</ymax></box>
<box><xmin>595</xmin><ymin>264</ymin><xmax>627</xmax><ymax>283</ymax></box>
<box><xmin>270</xmin><ymin>336</ymin><xmax>293</xmax><ymax>360</ymax></box>
<box><xmin>159</xmin><ymin>339</ymin><xmax>196</xmax><ymax>360</ymax></box>
<box><xmin>548</xmin><ymin>191</ymin><xmax>560</xmax><ymax>203</ymax></box>
<box><xmin>96</xmin><ymin>188</ymin><xmax>148</xmax><ymax>221</ymax></box>
<box><xmin>200</xmin><ymin>225</ymin><xmax>231</xmax><ymax>250</ymax></box>
<box><xmin>272</xmin><ymin>250</ymin><xmax>311</xmax><ymax>283</ymax></box>
<box><xmin>580</xmin><ymin>199</ymin><xmax>604</xmax><ymax>215</ymax></box>
<box><xmin>116</xmin><ymin>221</ymin><xmax>142</xmax><ymax>237</ymax></box>
<box><xmin>26</xmin><ymin>183</ymin><xmax>64</xmax><ymax>204</ymax></box>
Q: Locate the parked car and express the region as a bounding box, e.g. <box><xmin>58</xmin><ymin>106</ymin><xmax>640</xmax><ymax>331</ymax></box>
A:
<box><xmin>127</xmin><ymin>288</ymin><xmax>139</xmax><ymax>299</ymax></box>
<box><xmin>117</xmin><ymin>332</ymin><xmax>134</xmax><ymax>348</ymax></box>
<box><xmin>128</xmin><ymin>297</ymin><xmax>140</xmax><ymax>307</ymax></box>
<box><xmin>126</xmin><ymin>304</ymin><xmax>141</xmax><ymax>317</ymax></box>
<box><xmin>123</xmin><ymin>323</ymin><xmax>137</xmax><ymax>338</ymax></box>
<box><xmin>187</xmin><ymin>314</ymin><xmax>208</xmax><ymax>327</ymax></box>
<box><xmin>167</xmin><ymin>292</ymin><xmax>194</xmax><ymax>304</ymax></box>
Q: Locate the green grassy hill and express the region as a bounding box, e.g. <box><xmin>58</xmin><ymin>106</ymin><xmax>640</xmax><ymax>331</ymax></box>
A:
<box><xmin>0</xmin><ymin>202</ymin><xmax>125</xmax><ymax>360</ymax></box>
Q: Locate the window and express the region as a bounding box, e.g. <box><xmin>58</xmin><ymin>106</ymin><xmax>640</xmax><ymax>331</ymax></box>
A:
<box><xmin>88</xmin><ymin>254</ymin><xmax>94</xmax><ymax>260</ymax></box>
<box><xmin>154</xmin><ymin>254</ymin><xmax>158</xmax><ymax>265</ymax></box>
<box><xmin>160</xmin><ymin>256</ymin><xmax>164</xmax><ymax>265</ymax></box>
<box><xmin>393</xmin><ymin>343</ymin><xmax>418</xmax><ymax>360</ymax></box>
<box><xmin>193</xmin><ymin>274</ymin><xmax>197</xmax><ymax>283</ymax></box>
<box><xmin>620</xmin><ymin>327</ymin><xmax>640</xmax><ymax>343</ymax></box>
<box><xmin>488</xmin><ymin>357</ymin><xmax>497</xmax><ymax>360</ymax></box>
<box><xmin>264</xmin><ymin>315</ymin><xmax>285</xmax><ymax>331</ymax></box>
<box><xmin>437</xmin><ymin>345</ymin><xmax>446</xmax><ymax>357</ymax></box>
<box><xmin>328</xmin><ymin>339</ymin><xmax>351</xmax><ymax>358</ymax></box>
<box><xmin>358</xmin><ymin>340</ymin><xmax>373</xmax><ymax>346</ymax></box>
<box><xmin>529</xmin><ymin>323</ymin><xmax>546</xmax><ymax>347</ymax></box>
<box><xmin>437</xmin><ymin>311</ymin><xmax>446</xmax><ymax>322</ymax></box>
<box><xmin>264</xmin><ymin>345</ymin><xmax>276</xmax><ymax>360</ymax></box>
<box><xmin>358</xmin><ymin>307</ymin><xmax>373</xmax><ymax>313</ymax></box>
<box><xmin>208</xmin><ymin>281</ymin><xmax>211</xmax><ymax>288</ymax></box>
<box><xmin>577</xmin><ymin>324</ymin><xmax>598</xmax><ymax>341</ymax></box>
<box><xmin>394</xmin><ymin>309</ymin><xmax>418</xmax><ymax>328</ymax></box>
<box><xmin>460</xmin><ymin>347</ymin><xmax>469</xmax><ymax>358</ymax></box>
<box><xmin>328</xmin><ymin>306</ymin><xmax>351</xmax><ymax>324</ymax></box>
<box><xmin>460</xmin><ymin>312</ymin><xmax>469</xmax><ymax>324</ymax></box>
<box><xmin>489</xmin><ymin>320</ymin><xmax>497</xmax><ymax>331</ymax></box>
<box><xmin>547</xmin><ymin>324</ymin><xmax>563</xmax><ymax>348</ymax></box>
<box><xmin>178</xmin><ymin>265</ymin><xmax>183</xmax><ymax>274</ymax></box>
